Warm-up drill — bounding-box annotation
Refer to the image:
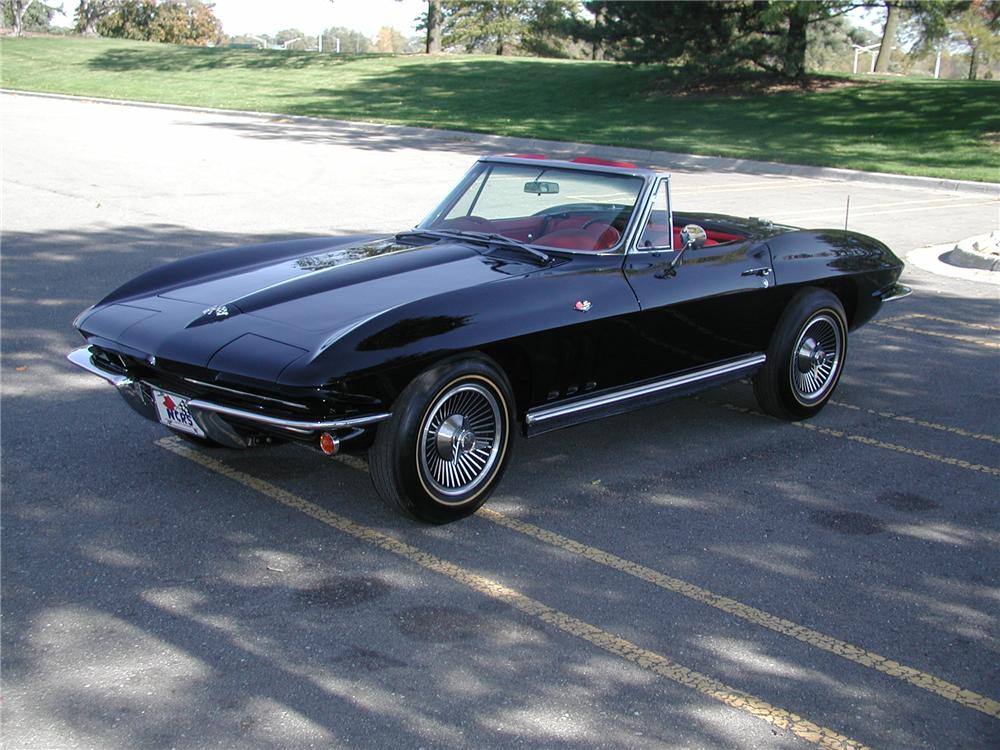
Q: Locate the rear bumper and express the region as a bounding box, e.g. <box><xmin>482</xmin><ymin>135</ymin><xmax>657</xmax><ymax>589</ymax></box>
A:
<box><xmin>67</xmin><ymin>346</ymin><xmax>390</xmax><ymax>449</ymax></box>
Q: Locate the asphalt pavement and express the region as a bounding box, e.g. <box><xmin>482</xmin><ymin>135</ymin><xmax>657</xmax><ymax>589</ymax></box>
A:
<box><xmin>2</xmin><ymin>92</ymin><xmax>999</xmax><ymax>749</ymax></box>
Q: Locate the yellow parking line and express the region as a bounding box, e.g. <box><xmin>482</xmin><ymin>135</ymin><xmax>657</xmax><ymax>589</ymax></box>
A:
<box><xmin>775</xmin><ymin>196</ymin><xmax>996</xmax><ymax>220</ymax></box>
<box><xmin>678</xmin><ymin>179</ymin><xmax>811</xmax><ymax>194</ymax></box>
<box><xmin>829</xmin><ymin>400</ymin><xmax>1000</xmax><ymax>446</ymax></box>
<box><xmin>782</xmin><ymin>201</ymin><xmax>998</xmax><ymax>225</ymax></box>
<box><xmin>156</xmin><ymin>436</ymin><xmax>871</xmax><ymax>750</ymax></box>
<box><xmin>874</xmin><ymin>320</ymin><xmax>999</xmax><ymax>350</ymax></box>
<box><xmin>879</xmin><ymin>313</ymin><xmax>1000</xmax><ymax>333</ymax></box>
<box><xmin>713</xmin><ymin>400</ymin><xmax>1000</xmax><ymax>478</ymax></box>
<box><xmin>200</xmin><ymin>407</ymin><xmax>999</xmax><ymax>720</ymax></box>
<box><xmin>477</xmin><ymin>507</ymin><xmax>1000</xmax><ymax>720</ymax></box>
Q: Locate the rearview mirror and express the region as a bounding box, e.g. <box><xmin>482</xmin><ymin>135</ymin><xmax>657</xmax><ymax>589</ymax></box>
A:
<box><xmin>524</xmin><ymin>181</ymin><xmax>559</xmax><ymax>195</ymax></box>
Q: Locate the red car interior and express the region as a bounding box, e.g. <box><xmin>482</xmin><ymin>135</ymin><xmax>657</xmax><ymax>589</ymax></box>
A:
<box><xmin>442</xmin><ymin>214</ymin><xmax>745</xmax><ymax>252</ymax></box>
<box><xmin>640</xmin><ymin>223</ymin><xmax>746</xmax><ymax>249</ymax></box>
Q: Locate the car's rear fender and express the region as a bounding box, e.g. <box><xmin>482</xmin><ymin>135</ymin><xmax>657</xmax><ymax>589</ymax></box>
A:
<box><xmin>767</xmin><ymin>229</ymin><xmax>904</xmax><ymax>329</ymax></box>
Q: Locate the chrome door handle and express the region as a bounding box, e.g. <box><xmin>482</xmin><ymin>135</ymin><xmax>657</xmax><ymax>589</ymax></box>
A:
<box><xmin>741</xmin><ymin>267</ymin><xmax>771</xmax><ymax>277</ymax></box>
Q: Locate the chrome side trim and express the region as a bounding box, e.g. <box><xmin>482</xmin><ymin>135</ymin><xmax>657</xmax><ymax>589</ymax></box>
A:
<box><xmin>525</xmin><ymin>354</ymin><xmax>767</xmax><ymax>426</ymax></box>
<box><xmin>878</xmin><ymin>284</ymin><xmax>912</xmax><ymax>303</ymax></box>
<box><xmin>67</xmin><ymin>347</ymin><xmax>132</xmax><ymax>388</ymax></box>
<box><xmin>186</xmin><ymin>399</ymin><xmax>391</xmax><ymax>432</ymax></box>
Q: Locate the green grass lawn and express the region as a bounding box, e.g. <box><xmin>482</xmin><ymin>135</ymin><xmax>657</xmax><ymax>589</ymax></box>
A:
<box><xmin>3</xmin><ymin>36</ymin><xmax>998</xmax><ymax>182</ymax></box>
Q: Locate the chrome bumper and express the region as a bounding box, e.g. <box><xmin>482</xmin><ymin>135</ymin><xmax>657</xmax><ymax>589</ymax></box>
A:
<box><xmin>67</xmin><ymin>346</ymin><xmax>132</xmax><ymax>387</ymax></box>
<box><xmin>184</xmin><ymin>399</ymin><xmax>391</xmax><ymax>433</ymax></box>
<box><xmin>878</xmin><ymin>283</ymin><xmax>913</xmax><ymax>303</ymax></box>
<box><xmin>67</xmin><ymin>347</ymin><xmax>391</xmax><ymax>442</ymax></box>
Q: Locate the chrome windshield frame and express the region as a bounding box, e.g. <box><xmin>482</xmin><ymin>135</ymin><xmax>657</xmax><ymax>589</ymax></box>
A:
<box><xmin>417</xmin><ymin>156</ymin><xmax>659</xmax><ymax>257</ymax></box>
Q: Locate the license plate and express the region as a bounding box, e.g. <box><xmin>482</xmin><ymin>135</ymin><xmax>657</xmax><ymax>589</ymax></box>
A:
<box><xmin>152</xmin><ymin>388</ymin><xmax>205</xmax><ymax>437</ymax></box>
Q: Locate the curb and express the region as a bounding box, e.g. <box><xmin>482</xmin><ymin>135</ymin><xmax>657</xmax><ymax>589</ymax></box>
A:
<box><xmin>906</xmin><ymin>243</ymin><xmax>1000</xmax><ymax>285</ymax></box>
<box><xmin>5</xmin><ymin>88</ymin><xmax>999</xmax><ymax>197</ymax></box>
<box><xmin>949</xmin><ymin>232</ymin><xmax>1000</xmax><ymax>271</ymax></box>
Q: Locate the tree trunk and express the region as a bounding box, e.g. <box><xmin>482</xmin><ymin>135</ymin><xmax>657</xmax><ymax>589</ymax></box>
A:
<box><xmin>425</xmin><ymin>0</ymin><xmax>441</xmax><ymax>54</ymax></box>
<box><xmin>12</xmin><ymin>0</ymin><xmax>28</xmax><ymax>36</ymax></box>
<box><xmin>874</xmin><ymin>2</ymin><xmax>899</xmax><ymax>73</ymax></box>
<box><xmin>783</xmin><ymin>3</ymin><xmax>809</xmax><ymax>79</ymax></box>
<box><xmin>968</xmin><ymin>44</ymin><xmax>978</xmax><ymax>80</ymax></box>
<box><xmin>591</xmin><ymin>6</ymin><xmax>604</xmax><ymax>61</ymax></box>
<box><xmin>76</xmin><ymin>0</ymin><xmax>101</xmax><ymax>36</ymax></box>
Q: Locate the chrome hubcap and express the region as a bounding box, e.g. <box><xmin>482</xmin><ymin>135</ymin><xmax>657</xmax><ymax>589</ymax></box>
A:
<box><xmin>420</xmin><ymin>382</ymin><xmax>503</xmax><ymax>501</ymax></box>
<box><xmin>434</xmin><ymin>415</ymin><xmax>482</xmax><ymax>460</ymax></box>
<box><xmin>790</xmin><ymin>313</ymin><xmax>842</xmax><ymax>403</ymax></box>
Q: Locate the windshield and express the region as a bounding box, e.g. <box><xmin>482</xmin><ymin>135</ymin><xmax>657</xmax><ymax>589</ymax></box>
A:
<box><xmin>419</xmin><ymin>163</ymin><xmax>645</xmax><ymax>253</ymax></box>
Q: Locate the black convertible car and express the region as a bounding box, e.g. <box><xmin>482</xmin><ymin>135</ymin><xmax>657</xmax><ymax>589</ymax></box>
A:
<box><xmin>69</xmin><ymin>155</ymin><xmax>910</xmax><ymax>522</ymax></box>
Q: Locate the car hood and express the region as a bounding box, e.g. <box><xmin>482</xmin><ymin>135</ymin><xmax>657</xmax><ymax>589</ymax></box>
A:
<box><xmin>78</xmin><ymin>236</ymin><xmax>540</xmax><ymax>375</ymax></box>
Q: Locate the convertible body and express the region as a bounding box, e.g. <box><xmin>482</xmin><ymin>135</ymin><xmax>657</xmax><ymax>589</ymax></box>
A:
<box><xmin>70</xmin><ymin>155</ymin><xmax>909</xmax><ymax>521</ymax></box>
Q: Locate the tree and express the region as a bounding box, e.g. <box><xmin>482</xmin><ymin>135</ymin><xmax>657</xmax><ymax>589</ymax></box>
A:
<box><xmin>97</xmin><ymin>0</ymin><xmax>223</xmax><ymax>45</ymax></box>
<box><xmin>74</xmin><ymin>0</ymin><xmax>113</xmax><ymax>35</ymax></box>
<box><xmin>4</xmin><ymin>0</ymin><xmax>62</xmax><ymax>35</ymax></box>
<box><xmin>375</xmin><ymin>25</ymin><xmax>412</xmax><ymax>53</ymax></box>
<box><xmin>274</xmin><ymin>27</ymin><xmax>305</xmax><ymax>47</ymax></box>
<box><xmin>321</xmin><ymin>26</ymin><xmax>371</xmax><ymax>54</ymax></box>
<box><xmin>442</xmin><ymin>0</ymin><xmax>525</xmax><ymax>55</ymax></box>
<box><xmin>439</xmin><ymin>0</ymin><xmax>578</xmax><ymax>56</ymax></box>
<box><xmin>8</xmin><ymin>0</ymin><xmax>30</xmax><ymax>35</ymax></box>
<box><xmin>585</xmin><ymin>1</ymin><xmax>856</xmax><ymax>79</ymax></box>
<box><xmin>520</xmin><ymin>0</ymin><xmax>581</xmax><ymax>57</ymax></box>
<box><xmin>807</xmin><ymin>13</ymin><xmax>876</xmax><ymax>72</ymax></box>
<box><xmin>900</xmin><ymin>0</ymin><xmax>966</xmax><ymax>51</ymax></box>
<box><xmin>873</xmin><ymin>2</ymin><xmax>900</xmax><ymax>71</ymax></box>
<box><xmin>96</xmin><ymin>0</ymin><xmax>155</xmax><ymax>39</ymax></box>
<box><xmin>153</xmin><ymin>0</ymin><xmax>221</xmax><ymax>45</ymax></box>
<box><xmin>949</xmin><ymin>0</ymin><xmax>1000</xmax><ymax>78</ymax></box>
<box><xmin>426</xmin><ymin>0</ymin><xmax>442</xmax><ymax>53</ymax></box>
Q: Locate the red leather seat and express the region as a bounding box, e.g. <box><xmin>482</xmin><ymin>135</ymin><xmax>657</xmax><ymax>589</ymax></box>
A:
<box><xmin>535</xmin><ymin>223</ymin><xmax>620</xmax><ymax>252</ymax></box>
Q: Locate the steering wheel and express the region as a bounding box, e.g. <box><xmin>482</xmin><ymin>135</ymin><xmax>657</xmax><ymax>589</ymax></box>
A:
<box><xmin>581</xmin><ymin>218</ymin><xmax>610</xmax><ymax>230</ymax></box>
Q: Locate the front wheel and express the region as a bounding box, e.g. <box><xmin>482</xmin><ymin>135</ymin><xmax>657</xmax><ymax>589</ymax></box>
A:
<box><xmin>754</xmin><ymin>288</ymin><xmax>848</xmax><ymax>420</ymax></box>
<box><xmin>369</xmin><ymin>357</ymin><xmax>513</xmax><ymax>523</ymax></box>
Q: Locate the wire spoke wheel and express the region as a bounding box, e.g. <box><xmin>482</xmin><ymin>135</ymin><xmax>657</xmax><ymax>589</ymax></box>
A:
<box><xmin>789</xmin><ymin>312</ymin><xmax>843</xmax><ymax>404</ymax></box>
<box><xmin>419</xmin><ymin>382</ymin><xmax>503</xmax><ymax>502</ymax></box>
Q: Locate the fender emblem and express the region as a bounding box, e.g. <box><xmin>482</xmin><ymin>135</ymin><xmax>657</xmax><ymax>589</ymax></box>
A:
<box><xmin>574</xmin><ymin>300</ymin><xmax>592</xmax><ymax>312</ymax></box>
<box><xmin>202</xmin><ymin>305</ymin><xmax>230</xmax><ymax>317</ymax></box>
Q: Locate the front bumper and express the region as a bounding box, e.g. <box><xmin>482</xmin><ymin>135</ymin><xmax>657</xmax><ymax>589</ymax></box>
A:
<box><xmin>67</xmin><ymin>347</ymin><xmax>391</xmax><ymax>449</ymax></box>
<box><xmin>877</xmin><ymin>283</ymin><xmax>913</xmax><ymax>303</ymax></box>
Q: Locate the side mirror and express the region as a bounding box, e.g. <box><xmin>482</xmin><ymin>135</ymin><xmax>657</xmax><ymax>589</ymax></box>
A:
<box><xmin>661</xmin><ymin>224</ymin><xmax>707</xmax><ymax>278</ymax></box>
<box><xmin>679</xmin><ymin>224</ymin><xmax>707</xmax><ymax>250</ymax></box>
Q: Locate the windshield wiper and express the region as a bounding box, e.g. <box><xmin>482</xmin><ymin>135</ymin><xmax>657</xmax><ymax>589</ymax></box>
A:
<box><xmin>396</xmin><ymin>229</ymin><xmax>550</xmax><ymax>264</ymax></box>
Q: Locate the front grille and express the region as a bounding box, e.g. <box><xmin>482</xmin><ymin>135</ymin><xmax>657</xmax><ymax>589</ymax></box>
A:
<box><xmin>88</xmin><ymin>345</ymin><xmax>370</xmax><ymax>421</ymax></box>
<box><xmin>92</xmin><ymin>348</ymin><xmax>128</xmax><ymax>376</ymax></box>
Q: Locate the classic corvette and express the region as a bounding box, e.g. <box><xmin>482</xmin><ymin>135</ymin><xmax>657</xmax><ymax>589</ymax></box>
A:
<box><xmin>69</xmin><ymin>155</ymin><xmax>910</xmax><ymax>522</ymax></box>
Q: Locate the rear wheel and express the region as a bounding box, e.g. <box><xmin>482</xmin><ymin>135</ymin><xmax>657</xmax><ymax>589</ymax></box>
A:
<box><xmin>754</xmin><ymin>288</ymin><xmax>848</xmax><ymax>420</ymax></box>
<box><xmin>369</xmin><ymin>357</ymin><xmax>513</xmax><ymax>523</ymax></box>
